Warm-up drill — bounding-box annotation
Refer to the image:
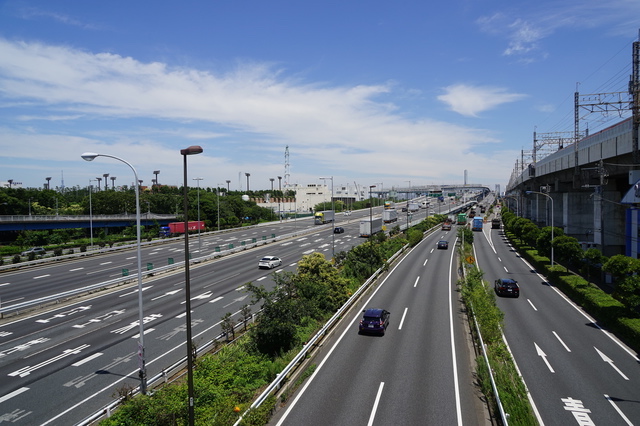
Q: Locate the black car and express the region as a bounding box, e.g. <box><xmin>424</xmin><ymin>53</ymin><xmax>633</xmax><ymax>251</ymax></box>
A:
<box><xmin>494</xmin><ymin>279</ymin><xmax>519</xmax><ymax>297</ymax></box>
<box><xmin>358</xmin><ymin>308</ymin><xmax>390</xmax><ymax>335</ymax></box>
<box><xmin>334</xmin><ymin>226</ymin><xmax>345</xmax><ymax>234</ymax></box>
<box><xmin>437</xmin><ymin>240</ymin><xmax>449</xmax><ymax>249</ymax></box>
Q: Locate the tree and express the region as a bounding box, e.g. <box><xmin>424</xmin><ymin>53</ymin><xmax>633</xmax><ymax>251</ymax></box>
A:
<box><xmin>521</xmin><ymin>222</ymin><xmax>540</xmax><ymax>246</ymax></box>
<box><xmin>552</xmin><ymin>235</ymin><xmax>583</xmax><ymax>271</ymax></box>
<box><xmin>536</xmin><ymin>226</ymin><xmax>564</xmax><ymax>259</ymax></box>
<box><xmin>603</xmin><ymin>254</ymin><xmax>640</xmax><ymax>282</ymax></box>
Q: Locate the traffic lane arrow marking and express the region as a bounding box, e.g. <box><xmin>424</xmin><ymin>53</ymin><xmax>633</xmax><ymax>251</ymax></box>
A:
<box><xmin>594</xmin><ymin>346</ymin><xmax>629</xmax><ymax>380</ymax></box>
<box><xmin>535</xmin><ymin>342</ymin><xmax>555</xmax><ymax>373</ymax></box>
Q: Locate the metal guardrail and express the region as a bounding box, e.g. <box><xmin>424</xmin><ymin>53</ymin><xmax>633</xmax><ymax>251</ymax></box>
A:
<box><xmin>232</xmin><ymin>223</ymin><xmax>443</xmax><ymax>424</ymax></box>
<box><xmin>0</xmin><ymin>226</ymin><xmax>316</xmax><ymax>317</ymax></box>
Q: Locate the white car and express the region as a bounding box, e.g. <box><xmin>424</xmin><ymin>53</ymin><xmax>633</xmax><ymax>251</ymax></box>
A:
<box><xmin>21</xmin><ymin>247</ymin><xmax>46</xmax><ymax>256</ymax></box>
<box><xmin>258</xmin><ymin>256</ymin><xmax>282</xmax><ymax>269</ymax></box>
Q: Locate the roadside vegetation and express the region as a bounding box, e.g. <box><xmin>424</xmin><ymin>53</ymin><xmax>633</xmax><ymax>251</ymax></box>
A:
<box><xmin>99</xmin><ymin>214</ymin><xmax>447</xmax><ymax>425</ymax></box>
<box><xmin>457</xmin><ymin>225</ymin><xmax>537</xmax><ymax>425</ymax></box>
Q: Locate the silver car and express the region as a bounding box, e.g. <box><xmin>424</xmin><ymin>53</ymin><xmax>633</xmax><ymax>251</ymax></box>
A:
<box><xmin>258</xmin><ymin>256</ymin><xmax>282</xmax><ymax>269</ymax></box>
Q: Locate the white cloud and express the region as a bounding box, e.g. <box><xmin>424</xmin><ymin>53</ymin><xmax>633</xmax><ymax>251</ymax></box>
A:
<box><xmin>0</xmin><ymin>38</ymin><xmax>510</xmax><ymax>188</ymax></box>
<box><xmin>477</xmin><ymin>1</ymin><xmax>640</xmax><ymax>60</ymax></box>
<box><xmin>438</xmin><ymin>84</ymin><xmax>527</xmax><ymax>117</ymax></box>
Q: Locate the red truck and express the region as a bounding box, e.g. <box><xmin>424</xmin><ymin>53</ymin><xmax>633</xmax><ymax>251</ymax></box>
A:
<box><xmin>442</xmin><ymin>219</ymin><xmax>452</xmax><ymax>230</ymax></box>
<box><xmin>159</xmin><ymin>221</ymin><xmax>205</xmax><ymax>237</ymax></box>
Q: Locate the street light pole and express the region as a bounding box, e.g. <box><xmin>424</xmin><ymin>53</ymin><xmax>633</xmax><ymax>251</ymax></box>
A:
<box><xmin>89</xmin><ymin>179</ymin><xmax>95</xmax><ymax>249</ymax></box>
<box><xmin>405</xmin><ymin>180</ymin><xmax>411</xmax><ymax>230</ymax></box>
<box><xmin>193</xmin><ymin>177</ymin><xmax>203</xmax><ymax>253</ymax></box>
<box><xmin>526</xmin><ymin>190</ymin><xmax>554</xmax><ymax>266</ymax></box>
<box><xmin>81</xmin><ymin>152</ymin><xmax>147</xmax><ymax>393</ymax></box>
<box><xmin>181</xmin><ymin>145</ymin><xmax>203</xmax><ymax>426</ymax></box>
<box><xmin>320</xmin><ymin>176</ymin><xmax>334</xmax><ymax>259</ymax></box>
<box><xmin>217</xmin><ymin>183</ymin><xmax>224</xmax><ymax>232</ymax></box>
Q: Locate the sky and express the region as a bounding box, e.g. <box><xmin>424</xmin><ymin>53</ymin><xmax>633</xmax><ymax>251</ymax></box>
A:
<box><xmin>1</xmin><ymin>0</ymin><xmax>639</xmax><ymax>194</ymax></box>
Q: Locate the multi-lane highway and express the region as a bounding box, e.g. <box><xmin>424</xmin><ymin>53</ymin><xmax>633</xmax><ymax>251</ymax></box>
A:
<box><xmin>474</xmin><ymin>209</ymin><xmax>640</xmax><ymax>425</ymax></box>
<box><xmin>0</xmin><ymin>203</ymin><xmax>451</xmax><ymax>425</ymax></box>
<box><xmin>269</xmin><ymin>227</ymin><xmax>489</xmax><ymax>425</ymax></box>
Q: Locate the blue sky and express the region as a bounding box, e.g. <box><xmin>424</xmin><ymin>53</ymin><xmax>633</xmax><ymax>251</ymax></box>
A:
<box><xmin>1</xmin><ymin>0</ymin><xmax>639</xmax><ymax>193</ymax></box>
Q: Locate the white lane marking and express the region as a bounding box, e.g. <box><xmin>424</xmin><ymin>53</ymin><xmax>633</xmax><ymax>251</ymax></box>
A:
<box><xmin>69</xmin><ymin>267</ymin><xmax>84</xmax><ymax>272</ymax></box>
<box><xmin>398</xmin><ymin>308</ymin><xmax>408</xmax><ymax>330</ymax></box>
<box><xmin>503</xmin><ymin>266</ymin><xmax>509</xmax><ymax>272</ymax></box>
<box><xmin>0</xmin><ymin>282</ymin><xmax>10</xmax><ymax>287</ymax></box>
<box><xmin>9</xmin><ymin>344</ymin><xmax>91</xmax><ymax>377</ymax></box>
<box><xmin>33</xmin><ymin>274</ymin><xmax>50</xmax><ymax>280</ymax></box>
<box><xmin>527</xmin><ymin>299</ymin><xmax>538</xmax><ymax>311</ymax></box>
<box><xmin>367</xmin><ymin>382</ymin><xmax>385</xmax><ymax>426</ymax></box>
<box><xmin>100</xmin><ymin>261</ymin><xmax>113</xmax><ymax>265</ymax></box>
<box><xmin>257</xmin><ymin>277</ymin><xmax>267</xmax><ymax>281</ymax></box>
<box><xmin>423</xmin><ymin>258</ymin><xmax>428</xmax><ymax>266</ymax></box>
<box><xmin>0</xmin><ymin>387</ymin><xmax>29</xmax><ymax>403</ymax></box>
<box><xmin>604</xmin><ymin>394</ymin><xmax>633</xmax><ymax>425</ymax></box>
<box><xmin>151</xmin><ymin>289</ymin><xmax>181</xmax><ymax>301</ymax></box>
<box><xmin>413</xmin><ymin>276</ymin><xmax>419</xmax><ymax>288</ymax></box>
<box><xmin>118</xmin><ymin>286</ymin><xmax>152</xmax><ymax>297</ymax></box>
<box><xmin>72</xmin><ymin>352</ymin><xmax>103</xmax><ymax>367</ymax></box>
<box><xmin>535</xmin><ymin>342</ymin><xmax>555</xmax><ymax>373</ymax></box>
<box><xmin>210</xmin><ymin>296</ymin><xmax>224</xmax><ymax>303</ymax></box>
<box><xmin>552</xmin><ymin>331</ymin><xmax>571</xmax><ymax>352</ymax></box>
<box><xmin>595</xmin><ymin>347</ymin><xmax>629</xmax><ymax>380</ymax></box>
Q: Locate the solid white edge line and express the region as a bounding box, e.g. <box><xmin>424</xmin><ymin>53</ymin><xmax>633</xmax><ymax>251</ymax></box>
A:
<box><xmin>367</xmin><ymin>382</ymin><xmax>385</xmax><ymax>426</ymax></box>
<box><xmin>449</xmin><ymin>238</ymin><xmax>463</xmax><ymax>426</ymax></box>
<box><xmin>604</xmin><ymin>394</ymin><xmax>633</xmax><ymax>426</ymax></box>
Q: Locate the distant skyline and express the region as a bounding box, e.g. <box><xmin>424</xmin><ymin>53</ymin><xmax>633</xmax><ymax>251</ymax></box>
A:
<box><xmin>1</xmin><ymin>1</ymin><xmax>639</xmax><ymax>192</ymax></box>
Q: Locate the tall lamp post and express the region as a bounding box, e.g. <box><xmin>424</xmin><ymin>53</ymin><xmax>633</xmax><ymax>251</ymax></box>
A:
<box><xmin>217</xmin><ymin>183</ymin><xmax>224</xmax><ymax>231</ymax></box>
<box><xmin>89</xmin><ymin>179</ymin><xmax>95</xmax><ymax>249</ymax></box>
<box><xmin>405</xmin><ymin>180</ymin><xmax>411</xmax><ymax>229</ymax></box>
<box><xmin>320</xmin><ymin>176</ymin><xmax>334</xmax><ymax>259</ymax></box>
<box><xmin>193</xmin><ymin>177</ymin><xmax>203</xmax><ymax>253</ymax></box>
<box><xmin>181</xmin><ymin>145</ymin><xmax>203</xmax><ymax>426</ymax></box>
<box><xmin>526</xmin><ymin>190</ymin><xmax>554</xmax><ymax>266</ymax></box>
<box><xmin>81</xmin><ymin>152</ymin><xmax>147</xmax><ymax>393</ymax></box>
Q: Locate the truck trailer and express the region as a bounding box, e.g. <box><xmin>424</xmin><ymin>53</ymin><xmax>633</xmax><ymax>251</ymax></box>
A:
<box><xmin>314</xmin><ymin>210</ymin><xmax>335</xmax><ymax>225</ymax></box>
<box><xmin>471</xmin><ymin>216</ymin><xmax>484</xmax><ymax>231</ymax></box>
<box><xmin>160</xmin><ymin>221</ymin><xmax>205</xmax><ymax>237</ymax></box>
<box><xmin>382</xmin><ymin>209</ymin><xmax>398</xmax><ymax>223</ymax></box>
<box><xmin>408</xmin><ymin>202</ymin><xmax>420</xmax><ymax>212</ymax></box>
<box><xmin>359</xmin><ymin>217</ymin><xmax>383</xmax><ymax>237</ymax></box>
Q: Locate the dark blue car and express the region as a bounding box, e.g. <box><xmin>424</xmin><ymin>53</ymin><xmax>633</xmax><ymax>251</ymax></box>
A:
<box><xmin>359</xmin><ymin>308</ymin><xmax>390</xmax><ymax>335</ymax></box>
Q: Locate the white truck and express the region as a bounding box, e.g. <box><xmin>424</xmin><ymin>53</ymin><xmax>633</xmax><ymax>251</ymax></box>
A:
<box><xmin>408</xmin><ymin>202</ymin><xmax>420</xmax><ymax>212</ymax></box>
<box><xmin>382</xmin><ymin>209</ymin><xmax>398</xmax><ymax>223</ymax></box>
<box><xmin>360</xmin><ymin>217</ymin><xmax>383</xmax><ymax>237</ymax></box>
<box><xmin>314</xmin><ymin>210</ymin><xmax>335</xmax><ymax>225</ymax></box>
